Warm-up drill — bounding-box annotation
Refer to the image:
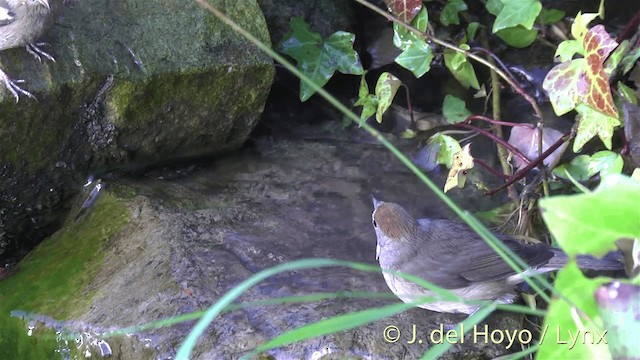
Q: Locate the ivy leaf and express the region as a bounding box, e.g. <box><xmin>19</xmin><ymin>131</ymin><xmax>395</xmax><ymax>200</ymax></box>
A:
<box><xmin>603</xmin><ymin>40</ymin><xmax>629</xmax><ymax>77</ymax></box>
<box><xmin>354</xmin><ymin>74</ymin><xmax>378</xmax><ymax>123</ymax></box>
<box><xmin>543</xmin><ymin>25</ymin><xmax>619</xmax><ymax>120</ymax></box>
<box><xmin>554</xmin><ymin>39</ymin><xmax>583</xmax><ymax>62</ymax></box>
<box><xmin>444</xmin><ymin>44</ymin><xmax>480</xmax><ymax>90</ymax></box>
<box><xmin>395</xmin><ymin>41</ymin><xmax>434</xmax><ymax>78</ymax></box>
<box><xmin>485</xmin><ymin>0</ymin><xmax>503</xmax><ymax>16</ymax></box>
<box><xmin>538</xmin><ymin>8</ymin><xmax>565</xmax><ymax>25</ymax></box>
<box><xmin>553</xmin><ymin>150</ymin><xmax>623</xmax><ymax>181</ymax></box>
<box><xmin>540</xmin><ymin>174</ymin><xmax>640</xmax><ymax>257</ymax></box>
<box><xmin>495</xmin><ymin>26</ymin><xmax>538</xmax><ymax>48</ymax></box>
<box><xmin>571</xmin><ymin>7</ymin><xmax>603</xmax><ymax>42</ymax></box>
<box><xmin>618</xmin><ymin>82</ymin><xmax>638</xmax><ymax>105</ymax></box>
<box><xmin>375</xmin><ymin>73</ymin><xmax>402</xmax><ymax>123</ymax></box>
<box><xmin>573</xmin><ymin>103</ymin><xmax>621</xmax><ymax>152</ymax></box>
<box><xmin>384</xmin><ymin>0</ymin><xmax>423</xmax><ymax>23</ymax></box>
<box><xmin>416</xmin><ymin>133</ymin><xmax>462</xmax><ymax>171</ymax></box>
<box><xmin>442</xmin><ymin>95</ymin><xmax>471</xmax><ymax>123</ymax></box>
<box><xmin>621</xmin><ymin>47</ymin><xmax>640</xmax><ymax>74</ymax></box>
<box><xmin>444</xmin><ymin>143</ymin><xmax>474</xmax><ymax>193</ymax></box>
<box><xmin>537</xmin><ymin>262</ymin><xmax>611</xmax><ymax>359</ymax></box>
<box><xmin>280</xmin><ymin>18</ymin><xmax>363</xmax><ymax>102</ymax></box>
<box><xmin>392</xmin><ymin>8</ymin><xmax>432</xmax><ymax>77</ymax></box>
<box><xmin>440</xmin><ymin>0</ymin><xmax>467</xmax><ymax>26</ymax></box>
<box><xmin>583</xmin><ymin>25</ymin><xmax>619</xmax><ymax>118</ymax></box>
<box><xmin>543</xmin><ymin>59</ymin><xmax>587</xmax><ymax>116</ymax></box>
<box><xmin>492</xmin><ymin>0</ymin><xmax>542</xmax><ymax>32</ymax></box>
<box><xmin>467</xmin><ymin>22</ymin><xmax>480</xmax><ymax>40</ymax></box>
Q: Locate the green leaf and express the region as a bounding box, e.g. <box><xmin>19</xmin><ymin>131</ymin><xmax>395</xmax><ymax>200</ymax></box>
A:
<box><xmin>621</xmin><ymin>47</ymin><xmax>640</xmax><ymax>75</ymax></box>
<box><xmin>492</xmin><ymin>0</ymin><xmax>542</xmax><ymax>32</ymax></box>
<box><xmin>573</xmin><ymin>104</ymin><xmax>621</xmax><ymax>152</ymax></box>
<box><xmin>554</xmin><ymin>39</ymin><xmax>583</xmax><ymax>62</ymax></box>
<box><xmin>440</xmin><ymin>0</ymin><xmax>467</xmax><ymax>26</ymax></box>
<box><xmin>279</xmin><ymin>17</ymin><xmax>322</xmax><ymax>61</ymax></box>
<box><xmin>539</xmin><ymin>8</ymin><xmax>566</xmax><ymax>24</ymax></box>
<box><xmin>325</xmin><ymin>32</ymin><xmax>365</xmax><ymax>75</ymax></box>
<box><xmin>537</xmin><ymin>262</ymin><xmax>612</xmax><ymax>359</ymax></box>
<box><xmin>618</xmin><ymin>82</ymin><xmax>638</xmax><ymax>105</ymax></box>
<box><xmin>590</xmin><ymin>151</ymin><xmax>624</xmax><ymax>177</ymax></box>
<box><xmin>375</xmin><ymin>72</ymin><xmax>402</xmax><ymax>122</ymax></box>
<box><xmin>395</xmin><ymin>41</ymin><xmax>434</xmax><ymax>77</ymax></box>
<box><xmin>393</xmin><ymin>7</ymin><xmax>428</xmax><ymax>50</ymax></box>
<box><xmin>603</xmin><ymin>40</ymin><xmax>629</xmax><ymax>77</ymax></box>
<box><xmin>571</xmin><ymin>10</ymin><xmax>603</xmax><ymax>42</ymax></box>
<box><xmin>467</xmin><ymin>22</ymin><xmax>480</xmax><ymax>40</ymax></box>
<box><xmin>553</xmin><ymin>151</ymin><xmax>623</xmax><ymax>181</ymax></box>
<box><xmin>442</xmin><ymin>95</ymin><xmax>471</xmax><ymax>123</ymax></box>
<box><xmin>485</xmin><ymin>0</ymin><xmax>503</xmax><ymax>16</ymax></box>
<box><xmin>495</xmin><ymin>26</ymin><xmax>538</xmax><ymax>48</ymax></box>
<box><xmin>444</xmin><ymin>45</ymin><xmax>480</xmax><ymax>90</ymax></box>
<box><xmin>540</xmin><ymin>174</ymin><xmax>640</xmax><ymax>257</ymax></box>
<box><xmin>553</xmin><ymin>155</ymin><xmax>592</xmax><ymax>181</ymax></box>
<box><xmin>354</xmin><ymin>75</ymin><xmax>378</xmax><ymax>122</ymax></box>
<box><xmin>280</xmin><ymin>18</ymin><xmax>363</xmax><ymax>102</ymax></box>
<box><xmin>426</xmin><ymin>133</ymin><xmax>462</xmax><ymax>167</ymax></box>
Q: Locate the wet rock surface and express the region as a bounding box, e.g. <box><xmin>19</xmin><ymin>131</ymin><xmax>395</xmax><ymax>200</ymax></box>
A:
<box><xmin>62</xmin><ymin>118</ymin><xmax>523</xmax><ymax>359</ymax></box>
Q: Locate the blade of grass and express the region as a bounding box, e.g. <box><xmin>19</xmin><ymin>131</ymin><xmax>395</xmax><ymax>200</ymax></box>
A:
<box><xmin>420</xmin><ymin>304</ymin><xmax>497</xmax><ymax>359</ymax></box>
<box><xmin>244</xmin><ymin>301</ymin><xmax>419</xmax><ymax>359</ymax></box>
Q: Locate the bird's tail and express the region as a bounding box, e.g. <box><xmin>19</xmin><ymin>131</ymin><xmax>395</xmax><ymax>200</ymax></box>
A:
<box><xmin>545</xmin><ymin>248</ymin><xmax>624</xmax><ymax>271</ymax></box>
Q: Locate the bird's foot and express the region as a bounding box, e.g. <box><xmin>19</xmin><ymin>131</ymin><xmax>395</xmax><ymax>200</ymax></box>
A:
<box><xmin>26</xmin><ymin>43</ymin><xmax>56</xmax><ymax>63</ymax></box>
<box><xmin>0</xmin><ymin>69</ymin><xmax>36</xmax><ymax>103</ymax></box>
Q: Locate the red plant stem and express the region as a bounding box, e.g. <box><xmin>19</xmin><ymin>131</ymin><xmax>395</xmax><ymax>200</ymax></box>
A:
<box><xmin>403</xmin><ymin>85</ymin><xmax>415</xmax><ymax>125</ymax></box>
<box><xmin>486</xmin><ymin>131</ymin><xmax>572</xmax><ymax>195</ymax></box>
<box><xmin>455</xmin><ymin>122</ymin><xmax>532</xmax><ymax>165</ymax></box>
<box><xmin>474</xmin><ymin>158</ymin><xmax>510</xmax><ymax>180</ymax></box>
<box><xmin>616</xmin><ymin>8</ymin><xmax>640</xmax><ymax>43</ymax></box>
<box><xmin>465</xmin><ymin>115</ymin><xmax>535</xmax><ymax>129</ymax></box>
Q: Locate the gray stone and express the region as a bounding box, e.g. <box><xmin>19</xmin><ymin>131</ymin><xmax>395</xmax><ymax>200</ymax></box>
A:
<box><xmin>0</xmin><ymin>0</ymin><xmax>274</xmax><ymax>258</ymax></box>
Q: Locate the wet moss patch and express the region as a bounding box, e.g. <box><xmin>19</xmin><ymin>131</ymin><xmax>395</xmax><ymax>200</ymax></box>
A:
<box><xmin>0</xmin><ymin>193</ymin><xmax>130</xmax><ymax>319</ymax></box>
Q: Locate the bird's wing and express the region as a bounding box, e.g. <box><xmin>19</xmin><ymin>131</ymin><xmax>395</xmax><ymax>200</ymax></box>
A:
<box><xmin>402</xmin><ymin>220</ymin><xmax>554</xmax><ymax>288</ymax></box>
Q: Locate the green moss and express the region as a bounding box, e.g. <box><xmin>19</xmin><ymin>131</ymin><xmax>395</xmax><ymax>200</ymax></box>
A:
<box><xmin>0</xmin><ymin>193</ymin><xmax>130</xmax><ymax>319</ymax></box>
<box><xmin>0</xmin><ymin>315</ymin><xmax>63</xmax><ymax>360</ymax></box>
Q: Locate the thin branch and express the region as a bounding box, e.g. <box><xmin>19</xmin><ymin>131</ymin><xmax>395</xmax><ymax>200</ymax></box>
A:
<box><xmin>487</xmin><ymin>131</ymin><xmax>572</xmax><ymax>195</ymax></box>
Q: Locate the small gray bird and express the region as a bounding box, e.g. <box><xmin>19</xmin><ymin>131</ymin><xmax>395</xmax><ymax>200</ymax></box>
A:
<box><xmin>372</xmin><ymin>198</ymin><xmax>624</xmax><ymax>314</ymax></box>
<box><xmin>0</xmin><ymin>0</ymin><xmax>55</xmax><ymax>102</ymax></box>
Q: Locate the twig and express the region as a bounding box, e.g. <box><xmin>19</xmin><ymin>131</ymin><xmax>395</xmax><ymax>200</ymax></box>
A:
<box><xmin>487</xmin><ymin>131</ymin><xmax>572</xmax><ymax>195</ymax></box>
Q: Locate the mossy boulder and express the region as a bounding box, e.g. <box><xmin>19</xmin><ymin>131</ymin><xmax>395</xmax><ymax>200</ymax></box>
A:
<box><xmin>0</xmin><ymin>0</ymin><xmax>274</xmax><ymax>260</ymax></box>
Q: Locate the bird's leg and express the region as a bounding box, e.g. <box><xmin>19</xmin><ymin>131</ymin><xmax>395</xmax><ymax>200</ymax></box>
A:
<box><xmin>25</xmin><ymin>42</ymin><xmax>55</xmax><ymax>62</ymax></box>
<box><xmin>0</xmin><ymin>68</ymin><xmax>36</xmax><ymax>102</ymax></box>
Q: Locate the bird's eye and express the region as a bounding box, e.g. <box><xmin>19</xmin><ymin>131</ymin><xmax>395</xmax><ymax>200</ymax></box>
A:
<box><xmin>372</xmin><ymin>219</ymin><xmax>378</xmax><ymax>228</ymax></box>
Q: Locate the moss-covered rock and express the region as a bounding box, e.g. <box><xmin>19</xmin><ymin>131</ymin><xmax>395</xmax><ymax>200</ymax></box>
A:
<box><xmin>0</xmin><ymin>0</ymin><xmax>274</xmax><ymax>260</ymax></box>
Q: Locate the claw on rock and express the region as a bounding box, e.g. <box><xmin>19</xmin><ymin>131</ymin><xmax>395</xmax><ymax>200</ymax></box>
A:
<box><xmin>0</xmin><ymin>68</ymin><xmax>36</xmax><ymax>102</ymax></box>
<box><xmin>26</xmin><ymin>43</ymin><xmax>56</xmax><ymax>63</ymax></box>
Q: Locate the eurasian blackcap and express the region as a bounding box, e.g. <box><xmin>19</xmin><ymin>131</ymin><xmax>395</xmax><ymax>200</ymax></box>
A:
<box><xmin>0</xmin><ymin>0</ymin><xmax>55</xmax><ymax>102</ymax></box>
<box><xmin>372</xmin><ymin>198</ymin><xmax>623</xmax><ymax>314</ymax></box>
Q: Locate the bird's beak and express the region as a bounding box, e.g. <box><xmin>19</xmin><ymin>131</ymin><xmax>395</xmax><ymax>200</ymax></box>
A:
<box><xmin>37</xmin><ymin>0</ymin><xmax>50</xmax><ymax>9</ymax></box>
<box><xmin>371</xmin><ymin>194</ymin><xmax>381</xmax><ymax>208</ymax></box>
